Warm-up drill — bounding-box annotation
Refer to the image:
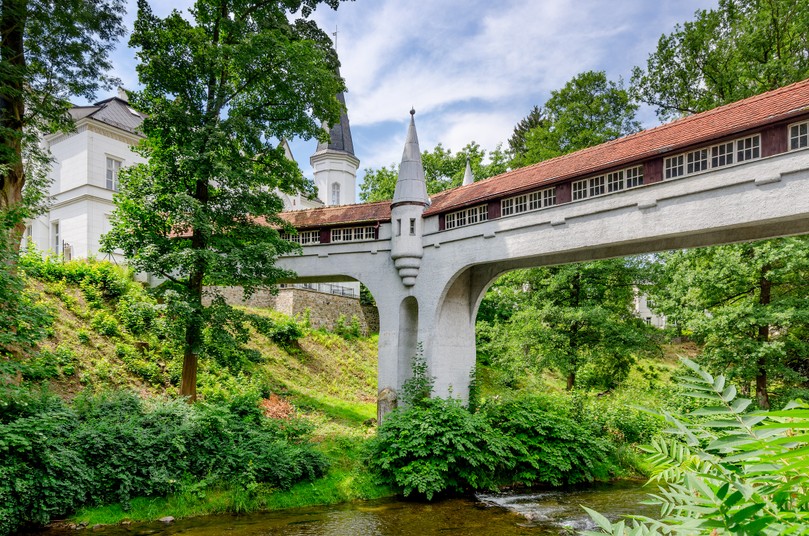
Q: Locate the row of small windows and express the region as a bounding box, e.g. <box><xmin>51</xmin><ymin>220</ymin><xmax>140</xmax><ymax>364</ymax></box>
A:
<box><xmin>445</xmin><ymin>204</ymin><xmax>488</xmax><ymax>230</ymax></box>
<box><xmin>288</xmin><ymin>121</ymin><xmax>809</xmax><ymax>238</ymax></box>
<box><xmin>501</xmin><ymin>187</ymin><xmax>556</xmax><ymax>216</ymax></box>
<box><xmin>331</xmin><ymin>225</ymin><xmax>375</xmax><ymax>243</ymax></box>
<box><xmin>664</xmin><ymin>134</ymin><xmax>760</xmax><ymax>179</ymax></box>
<box><xmin>280</xmin><ymin>229</ymin><xmax>321</xmax><ymax>245</ymax></box>
<box><xmin>572</xmin><ymin>166</ymin><xmax>643</xmax><ymax>201</ymax></box>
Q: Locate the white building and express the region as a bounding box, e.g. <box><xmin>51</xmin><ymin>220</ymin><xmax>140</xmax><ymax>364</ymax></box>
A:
<box><xmin>25</xmin><ymin>89</ymin><xmax>147</xmax><ymax>262</ymax></box>
<box><xmin>25</xmin><ymin>88</ymin><xmax>360</xmax><ymax>280</ymax></box>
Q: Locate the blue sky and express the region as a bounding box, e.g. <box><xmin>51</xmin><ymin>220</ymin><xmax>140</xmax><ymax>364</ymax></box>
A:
<box><xmin>105</xmin><ymin>0</ymin><xmax>716</xmax><ymax>201</ymax></box>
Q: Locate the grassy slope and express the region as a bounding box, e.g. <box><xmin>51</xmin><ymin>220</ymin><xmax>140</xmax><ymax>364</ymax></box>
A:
<box><xmin>21</xmin><ymin>279</ymin><xmax>392</xmax><ymax>525</ymax></box>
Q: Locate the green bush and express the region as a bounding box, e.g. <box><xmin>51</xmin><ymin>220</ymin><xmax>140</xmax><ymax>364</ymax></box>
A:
<box><xmin>481</xmin><ymin>394</ymin><xmax>615</xmax><ymax>486</ymax></box>
<box><xmin>90</xmin><ymin>311</ymin><xmax>119</xmax><ymax>337</ymax></box>
<box><xmin>334</xmin><ymin>315</ymin><xmax>362</xmax><ymax>340</ymax></box>
<box><xmin>368</xmin><ymin>396</ymin><xmax>511</xmax><ymax>499</ymax></box>
<box><xmin>0</xmin><ymin>387</ymin><xmax>327</xmax><ymax>535</ymax></box>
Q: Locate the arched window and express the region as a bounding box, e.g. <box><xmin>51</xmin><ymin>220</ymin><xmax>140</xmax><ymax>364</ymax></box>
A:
<box><xmin>331</xmin><ymin>182</ymin><xmax>341</xmax><ymax>205</ymax></box>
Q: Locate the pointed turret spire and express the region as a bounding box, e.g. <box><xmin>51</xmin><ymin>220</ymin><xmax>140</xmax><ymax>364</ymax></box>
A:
<box><xmin>462</xmin><ymin>156</ymin><xmax>474</xmax><ymax>186</ymax></box>
<box><xmin>310</xmin><ymin>79</ymin><xmax>359</xmax><ymax>206</ymax></box>
<box><xmin>315</xmin><ymin>91</ymin><xmax>355</xmax><ymax>156</ymax></box>
<box><xmin>393</xmin><ymin>109</ymin><xmax>429</xmax><ymax>207</ymax></box>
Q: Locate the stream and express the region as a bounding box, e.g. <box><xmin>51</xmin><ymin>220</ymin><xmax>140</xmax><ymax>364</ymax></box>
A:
<box><xmin>35</xmin><ymin>481</ymin><xmax>658</xmax><ymax>535</ymax></box>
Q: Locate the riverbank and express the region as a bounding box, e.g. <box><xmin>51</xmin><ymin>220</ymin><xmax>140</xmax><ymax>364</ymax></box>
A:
<box><xmin>4</xmin><ymin>259</ymin><xmax>676</xmax><ymax>534</ymax></box>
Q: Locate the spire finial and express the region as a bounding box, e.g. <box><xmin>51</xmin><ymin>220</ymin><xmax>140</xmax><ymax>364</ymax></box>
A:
<box><xmin>462</xmin><ymin>154</ymin><xmax>474</xmax><ymax>186</ymax></box>
<box><xmin>410</xmin><ymin>108</ymin><xmax>415</xmax><ymax>116</ymax></box>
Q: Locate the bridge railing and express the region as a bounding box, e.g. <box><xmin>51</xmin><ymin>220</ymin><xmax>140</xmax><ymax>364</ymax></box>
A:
<box><xmin>278</xmin><ymin>282</ymin><xmax>357</xmax><ymax>298</ymax></box>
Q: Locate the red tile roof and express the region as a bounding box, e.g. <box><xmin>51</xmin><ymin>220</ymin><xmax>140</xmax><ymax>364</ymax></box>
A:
<box><xmin>279</xmin><ymin>200</ymin><xmax>391</xmax><ymax>229</ymax></box>
<box><xmin>426</xmin><ymin>77</ymin><xmax>809</xmax><ymax>214</ymax></box>
<box><xmin>281</xmin><ymin>78</ymin><xmax>809</xmax><ymax>227</ymax></box>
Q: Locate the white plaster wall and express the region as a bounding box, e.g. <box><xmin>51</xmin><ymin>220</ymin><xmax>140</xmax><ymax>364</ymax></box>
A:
<box><xmin>48</xmin><ymin>130</ymin><xmax>89</xmax><ymax>194</ymax></box>
<box><xmin>49</xmin><ymin>200</ymin><xmax>90</xmax><ymax>258</ymax></box>
<box><xmin>86</xmin><ymin>129</ymin><xmax>145</xmax><ymax>190</ymax></box>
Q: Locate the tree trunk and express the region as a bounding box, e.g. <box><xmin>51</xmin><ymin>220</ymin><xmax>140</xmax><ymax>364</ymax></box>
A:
<box><xmin>756</xmin><ymin>264</ymin><xmax>772</xmax><ymax>410</ymax></box>
<box><xmin>566</xmin><ymin>372</ymin><xmax>575</xmax><ymax>391</ymax></box>
<box><xmin>0</xmin><ymin>0</ymin><xmax>28</xmax><ymax>244</ymax></box>
<box><xmin>179</xmin><ymin>177</ymin><xmax>209</xmax><ymax>401</ymax></box>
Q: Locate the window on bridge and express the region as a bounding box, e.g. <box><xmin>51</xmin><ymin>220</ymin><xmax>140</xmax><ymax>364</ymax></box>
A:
<box><xmin>571</xmin><ymin>165</ymin><xmax>645</xmax><ymax>202</ymax></box>
<box><xmin>790</xmin><ymin>120</ymin><xmax>808</xmax><ymax>150</ymax></box>
<box><xmin>736</xmin><ymin>135</ymin><xmax>760</xmax><ymax>162</ymax></box>
<box><xmin>445</xmin><ymin>204</ymin><xmax>488</xmax><ymax>229</ymax></box>
<box><xmin>331</xmin><ymin>225</ymin><xmax>376</xmax><ymax>243</ymax></box>
<box><xmin>280</xmin><ymin>229</ymin><xmax>321</xmax><ymax>245</ymax></box>
<box><xmin>667</xmin><ymin>133</ymin><xmax>761</xmax><ymax>181</ymax></box>
<box><xmin>501</xmin><ymin>187</ymin><xmax>556</xmax><ymax>216</ymax></box>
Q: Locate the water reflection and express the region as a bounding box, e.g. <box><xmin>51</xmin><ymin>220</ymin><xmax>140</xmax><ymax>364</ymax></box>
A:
<box><xmin>35</xmin><ymin>481</ymin><xmax>656</xmax><ymax>535</ymax></box>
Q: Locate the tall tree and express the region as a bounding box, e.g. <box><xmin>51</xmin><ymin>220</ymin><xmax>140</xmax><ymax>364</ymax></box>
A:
<box><xmin>648</xmin><ymin>238</ymin><xmax>809</xmax><ymax>409</ymax></box>
<box><xmin>477</xmin><ymin>260</ymin><xmax>654</xmax><ymax>391</ymax></box>
<box><xmin>511</xmin><ymin>70</ymin><xmax>640</xmax><ymax>168</ymax></box>
<box><xmin>0</xmin><ymin>0</ymin><xmax>125</xmax><ymax>238</ymax></box>
<box><xmin>508</xmin><ymin>105</ymin><xmax>545</xmax><ymax>159</ymax></box>
<box><xmin>359</xmin><ymin>141</ymin><xmax>509</xmax><ymax>202</ymax></box>
<box><xmin>632</xmin><ymin>0</ymin><xmax>809</xmax><ymax>120</ymax></box>
<box><xmin>103</xmin><ymin>0</ymin><xmax>346</xmax><ymax>400</ymax></box>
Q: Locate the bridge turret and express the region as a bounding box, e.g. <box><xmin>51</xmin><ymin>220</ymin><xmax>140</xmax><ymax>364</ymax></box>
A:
<box><xmin>462</xmin><ymin>156</ymin><xmax>474</xmax><ymax>186</ymax></box>
<box><xmin>391</xmin><ymin>109</ymin><xmax>429</xmax><ymax>287</ymax></box>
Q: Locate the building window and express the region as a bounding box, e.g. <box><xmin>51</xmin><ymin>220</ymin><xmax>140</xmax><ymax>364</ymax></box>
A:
<box><xmin>409</xmin><ymin>218</ymin><xmax>416</xmax><ymax>235</ymax></box>
<box><xmin>711</xmin><ymin>142</ymin><xmax>734</xmax><ymax>168</ymax></box>
<box><xmin>52</xmin><ymin>222</ymin><xmax>60</xmax><ymax>254</ymax></box>
<box><xmin>589</xmin><ymin>175</ymin><xmax>605</xmax><ymax>197</ymax></box>
<box><xmin>665</xmin><ymin>154</ymin><xmax>684</xmax><ymax>179</ymax></box>
<box><xmin>501</xmin><ymin>187</ymin><xmax>556</xmax><ymax>216</ymax></box>
<box><xmin>331</xmin><ymin>182</ymin><xmax>340</xmax><ymax>205</ymax></box>
<box><xmin>106</xmin><ymin>157</ymin><xmax>122</xmax><ymax>191</ymax></box>
<box><xmin>607</xmin><ymin>170</ymin><xmax>624</xmax><ymax>192</ymax></box>
<box><xmin>790</xmin><ymin>121</ymin><xmax>808</xmax><ymax>150</ymax></box>
<box><xmin>280</xmin><ymin>229</ymin><xmax>320</xmax><ymax>245</ymax></box>
<box><xmin>686</xmin><ymin>148</ymin><xmax>708</xmax><ymax>174</ymax></box>
<box><xmin>736</xmin><ymin>134</ymin><xmax>760</xmax><ymax>162</ymax></box>
<box><xmin>444</xmin><ymin>204</ymin><xmax>488</xmax><ymax>230</ymax></box>
<box><xmin>572</xmin><ymin>179</ymin><xmax>588</xmax><ymax>200</ymax></box>
<box><xmin>625</xmin><ymin>166</ymin><xmax>643</xmax><ymax>188</ymax></box>
<box><xmin>331</xmin><ymin>225</ymin><xmax>375</xmax><ymax>243</ymax></box>
<box><xmin>396</xmin><ymin>219</ymin><xmax>401</xmax><ymax>236</ymax></box>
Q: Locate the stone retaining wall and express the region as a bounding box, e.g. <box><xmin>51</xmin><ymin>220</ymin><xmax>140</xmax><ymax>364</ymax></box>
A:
<box><xmin>206</xmin><ymin>286</ymin><xmax>379</xmax><ymax>334</ymax></box>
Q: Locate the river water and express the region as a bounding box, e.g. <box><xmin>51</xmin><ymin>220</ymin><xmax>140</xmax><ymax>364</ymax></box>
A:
<box><xmin>37</xmin><ymin>481</ymin><xmax>658</xmax><ymax>535</ymax></box>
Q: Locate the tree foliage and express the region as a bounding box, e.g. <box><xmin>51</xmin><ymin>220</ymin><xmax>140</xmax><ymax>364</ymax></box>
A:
<box><xmin>359</xmin><ymin>142</ymin><xmax>509</xmax><ymax>202</ymax></box>
<box><xmin>103</xmin><ymin>0</ymin><xmax>347</xmax><ymax>400</ymax></box>
<box><xmin>632</xmin><ymin>0</ymin><xmax>809</xmax><ymax>120</ymax></box>
<box><xmin>0</xmin><ymin>0</ymin><xmax>125</xmax><ymax>238</ymax></box>
<box><xmin>477</xmin><ymin>259</ymin><xmax>655</xmax><ymax>391</ymax></box>
<box><xmin>648</xmin><ymin>238</ymin><xmax>809</xmax><ymax>410</ymax></box>
<box><xmin>511</xmin><ymin>71</ymin><xmax>640</xmax><ymax>168</ymax></box>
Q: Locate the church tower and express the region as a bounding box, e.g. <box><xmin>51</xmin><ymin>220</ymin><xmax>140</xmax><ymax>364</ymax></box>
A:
<box><xmin>391</xmin><ymin>109</ymin><xmax>430</xmax><ymax>287</ymax></box>
<box><xmin>310</xmin><ymin>91</ymin><xmax>359</xmax><ymax>206</ymax></box>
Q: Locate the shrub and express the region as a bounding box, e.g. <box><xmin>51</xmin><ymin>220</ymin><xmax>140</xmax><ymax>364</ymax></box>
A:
<box><xmin>368</xmin><ymin>396</ymin><xmax>511</xmax><ymax>499</ymax></box>
<box><xmin>90</xmin><ymin>311</ymin><xmax>119</xmax><ymax>337</ymax></box>
<box><xmin>334</xmin><ymin>315</ymin><xmax>362</xmax><ymax>339</ymax></box>
<box><xmin>0</xmin><ymin>387</ymin><xmax>329</xmax><ymax>534</ymax></box>
<box><xmin>481</xmin><ymin>394</ymin><xmax>615</xmax><ymax>486</ymax></box>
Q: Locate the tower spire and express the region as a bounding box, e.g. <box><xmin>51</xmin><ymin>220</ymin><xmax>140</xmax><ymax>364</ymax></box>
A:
<box><xmin>392</xmin><ymin>109</ymin><xmax>429</xmax><ymax>207</ymax></box>
<box><xmin>391</xmin><ymin>109</ymin><xmax>429</xmax><ymax>287</ymax></box>
<box><xmin>462</xmin><ymin>156</ymin><xmax>474</xmax><ymax>186</ymax></box>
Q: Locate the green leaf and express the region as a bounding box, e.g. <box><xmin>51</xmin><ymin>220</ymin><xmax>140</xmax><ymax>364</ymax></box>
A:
<box><xmin>582</xmin><ymin>505</ymin><xmax>614</xmax><ymax>532</ymax></box>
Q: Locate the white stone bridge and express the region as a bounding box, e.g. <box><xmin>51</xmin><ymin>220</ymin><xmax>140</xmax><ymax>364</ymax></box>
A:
<box><xmin>277</xmin><ymin>81</ymin><xmax>809</xmax><ymax>419</ymax></box>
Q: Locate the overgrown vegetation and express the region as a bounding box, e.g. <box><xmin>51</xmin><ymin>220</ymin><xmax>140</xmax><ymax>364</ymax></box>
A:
<box><xmin>0</xmin><ymin>256</ymin><xmax>382</xmax><ymax>533</ymax></box>
<box><xmin>0</xmin><ymin>387</ymin><xmax>326</xmax><ymax>535</ymax></box>
<box><xmin>584</xmin><ymin>360</ymin><xmax>809</xmax><ymax>535</ymax></box>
